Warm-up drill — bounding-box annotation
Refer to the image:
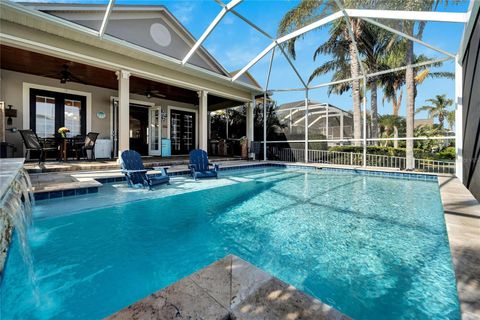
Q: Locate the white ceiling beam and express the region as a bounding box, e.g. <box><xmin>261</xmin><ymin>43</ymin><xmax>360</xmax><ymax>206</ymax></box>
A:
<box><xmin>265</xmin><ymin>46</ymin><xmax>276</xmax><ymax>91</ymax></box>
<box><xmin>225</xmin><ymin>8</ymin><xmax>308</xmax><ymax>88</ymax></box>
<box><xmin>335</xmin><ymin>0</ymin><xmax>367</xmax><ymax>78</ymax></box>
<box><xmin>182</xmin><ymin>0</ymin><xmax>242</xmax><ymax>65</ymax></box>
<box><xmin>270</xmin><ymin>55</ymin><xmax>452</xmax><ymax>92</ymax></box>
<box><xmin>345</xmin><ymin>9</ymin><xmax>468</xmax><ymax>23</ymax></box>
<box><xmin>277</xmin><ymin>44</ymin><xmax>308</xmax><ymax>88</ymax></box>
<box><xmin>99</xmin><ymin>0</ymin><xmax>115</xmax><ymax>37</ymax></box>
<box><xmin>232</xmin><ymin>42</ymin><xmax>276</xmax><ymax>82</ymax></box>
<box><xmin>362</xmin><ymin>18</ymin><xmax>456</xmax><ymax>58</ymax></box>
<box><xmin>233</xmin><ymin>11</ymin><xmax>343</xmax><ymax>82</ymax></box>
<box><xmin>276</xmin><ymin>11</ymin><xmax>344</xmax><ymax>44</ymax></box>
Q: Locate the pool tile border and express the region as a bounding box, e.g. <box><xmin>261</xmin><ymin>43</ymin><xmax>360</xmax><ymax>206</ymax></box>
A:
<box><xmin>33</xmin><ymin>162</ymin><xmax>439</xmax><ymax>201</ymax></box>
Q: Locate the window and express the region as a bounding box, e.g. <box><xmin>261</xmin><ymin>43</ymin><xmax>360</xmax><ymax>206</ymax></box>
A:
<box><xmin>64</xmin><ymin>99</ymin><xmax>82</xmax><ymax>136</ymax></box>
<box><xmin>30</xmin><ymin>89</ymin><xmax>86</xmax><ymax>137</ymax></box>
<box><xmin>35</xmin><ymin>96</ymin><xmax>56</xmax><ymax>138</ymax></box>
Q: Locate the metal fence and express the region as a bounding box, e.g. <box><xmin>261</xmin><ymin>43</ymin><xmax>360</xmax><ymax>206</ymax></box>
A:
<box><xmin>258</xmin><ymin>146</ymin><xmax>455</xmax><ymax>174</ymax></box>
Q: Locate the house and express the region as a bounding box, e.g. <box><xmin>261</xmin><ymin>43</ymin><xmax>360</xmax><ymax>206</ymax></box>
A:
<box><xmin>0</xmin><ymin>2</ymin><xmax>262</xmax><ymax>158</ymax></box>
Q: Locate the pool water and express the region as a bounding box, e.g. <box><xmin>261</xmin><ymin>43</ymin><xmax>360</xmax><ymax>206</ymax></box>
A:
<box><xmin>1</xmin><ymin>167</ymin><xmax>460</xmax><ymax>319</ymax></box>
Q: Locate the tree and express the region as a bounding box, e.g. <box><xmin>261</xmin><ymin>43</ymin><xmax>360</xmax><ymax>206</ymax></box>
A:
<box><xmin>388</xmin><ymin>0</ymin><xmax>447</xmax><ymax>169</ymax></box>
<box><xmin>379</xmin><ymin>114</ymin><xmax>404</xmax><ymax>147</ymax></box>
<box><xmin>278</xmin><ymin>0</ymin><xmax>363</xmax><ymax>145</ymax></box>
<box><xmin>446</xmin><ymin>110</ymin><xmax>455</xmax><ymax>132</ymax></box>
<box><xmin>381</xmin><ymin>47</ymin><xmax>453</xmax><ymax>147</ymax></box>
<box><xmin>416</xmin><ymin>94</ymin><xmax>454</xmax><ymax>129</ymax></box>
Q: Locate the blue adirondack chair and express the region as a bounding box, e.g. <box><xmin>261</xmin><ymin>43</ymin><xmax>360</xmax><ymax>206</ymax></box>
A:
<box><xmin>120</xmin><ymin>150</ymin><xmax>170</xmax><ymax>189</ymax></box>
<box><xmin>188</xmin><ymin>149</ymin><xmax>219</xmax><ymax>180</ymax></box>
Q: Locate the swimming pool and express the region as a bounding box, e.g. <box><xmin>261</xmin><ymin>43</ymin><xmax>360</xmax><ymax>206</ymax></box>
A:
<box><xmin>1</xmin><ymin>167</ymin><xmax>460</xmax><ymax>319</ymax></box>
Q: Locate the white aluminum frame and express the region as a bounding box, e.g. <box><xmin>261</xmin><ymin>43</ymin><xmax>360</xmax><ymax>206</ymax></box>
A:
<box><xmin>182</xmin><ymin>0</ymin><xmax>242</xmax><ymax>65</ymax></box>
<box><xmin>99</xmin><ymin>0</ymin><xmax>115</xmax><ymax>37</ymax></box>
<box><xmin>5</xmin><ymin>0</ymin><xmax>473</xmax><ymax>174</ymax></box>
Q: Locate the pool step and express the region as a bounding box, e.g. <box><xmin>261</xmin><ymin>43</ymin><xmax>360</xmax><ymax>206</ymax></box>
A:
<box><xmin>32</xmin><ymin>180</ymin><xmax>102</xmax><ymax>201</ymax></box>
<box><xmin>107</xmin><ymin>254</ymin><xmax>350</xmax><ymax>320</ymax></box>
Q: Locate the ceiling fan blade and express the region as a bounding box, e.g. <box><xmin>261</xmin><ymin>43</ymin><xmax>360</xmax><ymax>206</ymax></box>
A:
<box><xmin>40</xmin><ymin>72</ymin><xmax>60</xmax><ymax>77</ymax></box>
<box><xmin>69</xmin><ymin>74</ymin><xmax>88</xmax><ymax>85</ymax></box>
<box><xmin>152</xmin><ymin>93</ymin><xmax>166</xmax><ymax>98</ymax></box>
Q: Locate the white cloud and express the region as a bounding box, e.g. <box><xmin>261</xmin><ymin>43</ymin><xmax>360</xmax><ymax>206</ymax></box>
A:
<box><xmin>170</xmin><ymin>2</ymin><xmax>197</xmax><ymax>24</ymax></box>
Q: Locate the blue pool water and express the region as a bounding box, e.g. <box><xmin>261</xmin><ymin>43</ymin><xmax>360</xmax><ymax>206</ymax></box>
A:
<box><xmin>1</xmin><ymin>167</ymin><xmax>460</xmax><ymax>319</ymax></box>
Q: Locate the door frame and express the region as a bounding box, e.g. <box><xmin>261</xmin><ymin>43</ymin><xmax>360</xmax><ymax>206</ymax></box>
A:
<box><xmin>167</xmin><ymin>105</ymin><xmax>198</xmax><ymax>153</ymax></box>
<box><xmin>23</xmin><ymin>82</ymin><xmax>92</xmax><ymax>133</ymax></box>
<box><xmin>110</xmin><ymin>97</ymin><xmax>156</xmax><ymax>156</ymax></box>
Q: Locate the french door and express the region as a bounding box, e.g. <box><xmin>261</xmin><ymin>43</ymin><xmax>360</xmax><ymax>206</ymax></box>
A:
<box><xmin>30</xmin><ymin>89</ymin><xmax>86</xmax><ymax>138</ymax></box>
<box><xmin>111</xmin><ymin>100</ymin><xmax>161</xmax><ymax>157</ymax></box>
<box><xmin>148</xmin><ymin>107</ymin><xmax>162</xmax><ymax>156</ymax></box>
<box><xmin>170</xmin><ymin>109</ymin><xmax>196</xmax><ymax>155</ymax></box>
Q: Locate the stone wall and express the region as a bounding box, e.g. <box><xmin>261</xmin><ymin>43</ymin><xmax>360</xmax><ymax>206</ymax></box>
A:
<box><xmin>0</xmin><ymin>211</ymin><xmax>13</xmax><ymax>278</ymax></box>
<box><xmin>0</xmin><ymin>159</ymin><xmax>27</xmax><ymax>279</ymax></box>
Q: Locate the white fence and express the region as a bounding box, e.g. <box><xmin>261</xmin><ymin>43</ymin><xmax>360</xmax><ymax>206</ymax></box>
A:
<box><xmin>265</xmin><ymin>147</ymin><xmax>455</xmax><ymax>174</ymax></box>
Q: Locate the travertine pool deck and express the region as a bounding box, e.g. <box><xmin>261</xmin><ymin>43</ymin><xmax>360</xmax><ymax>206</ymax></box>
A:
<box><xmin>107</xmin><ymin>255</ymin><xmax>350</xmax><ymax>320</ymax></box>
<box><xmin>438</xmin><ymin>176</ymin><xmax>480</xmax><ymax>320</ymax></box>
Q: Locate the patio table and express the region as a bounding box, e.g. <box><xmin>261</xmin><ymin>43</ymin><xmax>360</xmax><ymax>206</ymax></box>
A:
<box><xmin>43</xmin><ymin>137</ymin><xmax>84</xmax><ymax>161</ymax></box>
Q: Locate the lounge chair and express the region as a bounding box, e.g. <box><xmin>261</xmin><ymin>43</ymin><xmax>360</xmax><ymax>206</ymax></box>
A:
<box><xmin>188</xmin><ymin>149</ymin><xmax>219</xmax><ymax>180</ymax></box>
<box><xmin>19</xmin><ymin>129</ymin><xmax>57</xmax><ymax>163</ymax></box>
<box><xmin>120</xmin><ymin>150</ymin><xmax>170</xmax><ymax>189</ymax></box>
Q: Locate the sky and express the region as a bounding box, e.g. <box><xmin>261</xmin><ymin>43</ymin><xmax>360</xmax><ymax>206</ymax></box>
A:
<box><xmin>14</xmin><ymin>0</ymin><xmax>470</xmax><ymax>120</ymax></box>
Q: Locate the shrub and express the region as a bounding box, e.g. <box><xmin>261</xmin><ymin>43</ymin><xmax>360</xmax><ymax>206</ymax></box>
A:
<box><xmin>435</xmin><ymin>147</ymin><xmax>456</xmax><ymax>160</ymax></box>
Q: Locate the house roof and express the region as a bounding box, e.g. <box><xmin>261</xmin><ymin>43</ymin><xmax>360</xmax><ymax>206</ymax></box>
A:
<box><xmin>229</xmin><ymin>70</ymin><xmax>261</xmax><ymax>89</ymax></box>
<box><xmin>276</xmin><ymin>100</ymin><xmax>352</xmax><ymax>116</ymax></box>
<box><xmin>19</xmin><ymin>2</ymin><xmax>230</xmax><ymax>77</ymax></box>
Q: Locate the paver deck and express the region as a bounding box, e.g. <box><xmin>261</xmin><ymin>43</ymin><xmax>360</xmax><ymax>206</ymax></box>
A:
<box><xmin>438</xmin><ymin>177</ymin><xmax>480</xmax><ymax>320</ymax></box>
<box><xmin>107</xmin><ymin>255</ymin><xmax>350</xmax><ymax>320</ymax></box>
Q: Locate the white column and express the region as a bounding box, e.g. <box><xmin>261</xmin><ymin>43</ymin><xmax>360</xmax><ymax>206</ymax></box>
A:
<box><xmin>246</xmin><ymin>98</ymin><xmax>254</xmax><ymax>146</ymax></box>
<box><xmin>208</xmin><ymin>112</ymin><xmax>212</xmax><ymax>139</ymax></box>
<box><xmin>455</xmin><ymin>55</ymin><xmax>463</xmax><ymax>182</ymax></box>
<box><xmin>226</xmin><ymin>109</ymin><xmax>229</xmax><ymax>139</ymax></box>
<box><xmin>263</xmin><ymin>94</ymin><xmax>267</xmax><ymax>161</ymax></box>
<box><xmin>362</xmin><ymin>78</ymin><xmax>367</xmax><ymax>167</ymax></box>
<box><xmin>198</xmin><ymin>90</ymin><xmax>208</xmax><ymax>151</ymax></box>
<box><xmin>304</xmin><ymin>90</ymin><xmax>309</xmax><ymax>163</ymax></box>
<box><xmin>326</xmin><ymin>104</ymin><xmax>329</xmax><ymax>139</ymax></box>
<box><xmin>340</xmin><ymin>112</ymin><xmax>344</xmax><ymax>141</ymax></box>
<box><xmin>116</xmin><ymin>70</ymin><xmax>130</xmax><ymax>157</ymax></box>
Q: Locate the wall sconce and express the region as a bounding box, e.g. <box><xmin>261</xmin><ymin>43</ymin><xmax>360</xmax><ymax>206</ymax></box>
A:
<box><xmin>5</xmin><ymin>105</ymin><xmax>17</xmax><ymax>126</ymax></box>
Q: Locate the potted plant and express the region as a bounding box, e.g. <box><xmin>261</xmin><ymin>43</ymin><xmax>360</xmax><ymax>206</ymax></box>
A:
<box><xmin>240</xmin><ymin>136</ymin><xmax>248</xmax><ymax>159</ymax></box>
<box><xmin>58</xmin><ymin>127</ymin><xmax>70</xmax><ymax>138</ymax></box>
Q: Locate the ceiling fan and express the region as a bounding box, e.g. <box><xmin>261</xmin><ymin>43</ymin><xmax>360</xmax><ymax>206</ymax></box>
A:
<box><xmin>42</xmin><ymin>64</ymin><xmax>87</xmax><ymax>85</ymax></box>
<box><xmin>145</xmin><ymin>88</ymin><xmax>166</xmax><ymax>99</ymax></box>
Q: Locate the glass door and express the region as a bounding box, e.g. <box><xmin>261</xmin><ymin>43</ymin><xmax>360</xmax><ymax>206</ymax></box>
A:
<box><xmin>170</xmin><ymin>109</ymin><xmax>196</xmax><ymax>155</ymax></box>
<box><xmin>148</xmin><ymin>107</ymin><xmax>161</xmax><ymax>156</ymax></box>
<box><xmin>111</xmin><ymin>99</ymin><xmax>119</xmax><ymax>158</ymax></box>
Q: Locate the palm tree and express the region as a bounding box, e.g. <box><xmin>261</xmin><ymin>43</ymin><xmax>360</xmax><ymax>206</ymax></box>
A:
<box><xmin>381</xmin><ymin>48</ymin><xmax>453</xmax><ymax>147</ymax></box>
<box><xmin>379</xmin><ymin>114</ymin><xmax>404</xmax><ymax>147</ymax></box>
<box><xmin>278</xmin><ymin>0</ymin><xmax>363</xmax><ymax>145</ymax></box>
<box><xmin>416</xmin><ymin>94</ymin><xmax>453</xmax><ymax>129</ymax></box>
<box><xmin>358</xmin><ymin>23</ymin><xmax>393</xmax><ymax>140</ymax></box>
<box><xmin>387</xmin><ymin>0</ymin><xmax>447</xmax><ymax>169</ymax></box>
<box><xmin>446</xmin><ymin>110</ymin><xmax>455</xmax><ymax>132</ymax></box>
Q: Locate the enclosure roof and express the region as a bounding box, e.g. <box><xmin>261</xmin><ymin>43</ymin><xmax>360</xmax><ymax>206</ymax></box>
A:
<box><xmin>3</xmin><ymin>0</ymin><xmax>479</xmax><ymax>94</ymax></box>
